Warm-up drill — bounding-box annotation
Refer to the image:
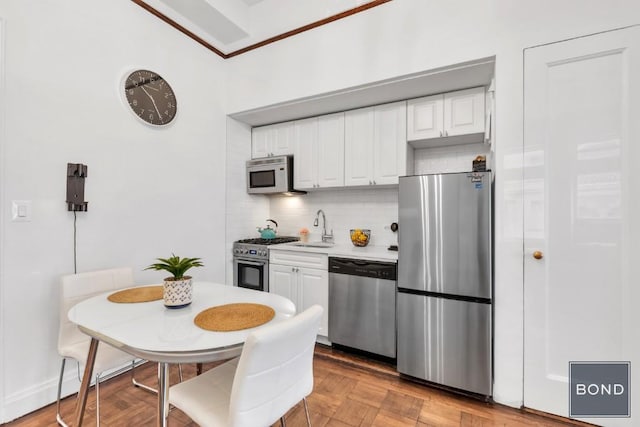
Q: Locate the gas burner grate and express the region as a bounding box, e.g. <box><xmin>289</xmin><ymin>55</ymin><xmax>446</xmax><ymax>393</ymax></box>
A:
<box><xmin>236</xmin><ymin>236</ymin><xmax>299</xmax><ymax>246</ymax></box>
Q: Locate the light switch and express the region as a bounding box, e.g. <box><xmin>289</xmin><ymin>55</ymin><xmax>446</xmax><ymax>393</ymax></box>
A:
<box><xmin>12</xmin><ymin>200</ymin><xmax>32</xmax><ymax>222</ymax></box>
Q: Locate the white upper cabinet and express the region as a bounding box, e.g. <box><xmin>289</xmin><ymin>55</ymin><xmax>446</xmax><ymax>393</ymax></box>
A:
<box><xmin>406</xmin><ymin>94</ymin><xmax>443</xmax><ymax>140</ymax></box>
<box><xmin>294</xmin><ymin>112</ymin><xmax>345</xmax><ymax>190</ymax></box>
<box><xmin>293</xmin><ymin>117</ymin><xmax>318</xmax><ymax>189</ymax></box>
<box><xmin>251</xmin><ymin>122</ymin><xmax>295</xmax><ymax>158</ymax></box>
<box><xmin>344</xmin><ymin>106</ymin><xmax>374</xmax><ymax>186</ymax></box>
<box><xmin>373</xmin><ymin>101</ymin><xmax>408</xmax><ymax>185</ymax></box>
<box><xmin>345</xmin><ymin>101</ymin><xmax>408</xmax><ymax>186</ymax></box>
<box><xmin>408</xmin><ymin>87</ymin><xmax>485</xmax><ymax>146</ymax></box>
<box><xmin>317</xmin><ymin>113</ymin><xmax>345</xmax><ymax>188</ymax></box>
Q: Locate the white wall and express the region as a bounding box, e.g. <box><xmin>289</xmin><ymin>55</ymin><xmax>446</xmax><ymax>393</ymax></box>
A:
<box><xmin>0</xmin><ymin>1</ymin><xmax>227</xmax><ymax>421</ymax></box>
<box><xmin>225</xmin><ymin>0</ymin><xmax>640</xmax><ymax>408</ymax></box>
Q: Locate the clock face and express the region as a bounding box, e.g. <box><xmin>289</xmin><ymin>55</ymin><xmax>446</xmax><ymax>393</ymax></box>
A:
<box><xmin>124</xmin><ymin>70</ymin><xmax>177</xmax><ymax>126</ymax></box>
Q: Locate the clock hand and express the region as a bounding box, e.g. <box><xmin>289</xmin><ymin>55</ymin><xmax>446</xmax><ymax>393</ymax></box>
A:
<box><xmin>143</xmin><ymin>84</ymin><xmax>159</xmax><ymax>92</ymax></box>
<box><xmin>140</xmin><ymin>86</ymin><xmax>163</xmax><ymax>121</ymax></box>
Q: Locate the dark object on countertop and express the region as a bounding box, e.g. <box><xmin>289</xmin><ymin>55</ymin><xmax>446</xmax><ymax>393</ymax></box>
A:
<box><xmin>388</xmin><ymin>245</ymin><xmax>398</xmax><ymax>251</ymax></box>
<box><xmin>472</xmin><ymin>155</ymin><xmax>487</xmax><ymax>172</ymax></box>
<box><xmin>390</xmin><ymin>222</ymin><xmax>398</xmax><ymax>232</ymax></box>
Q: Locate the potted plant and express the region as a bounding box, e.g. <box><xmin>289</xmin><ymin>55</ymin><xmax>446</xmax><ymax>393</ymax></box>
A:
<box><xmin>146</xmin><ymin>254</ymin><xmax>204</xmax><ymax>308</ymax></box>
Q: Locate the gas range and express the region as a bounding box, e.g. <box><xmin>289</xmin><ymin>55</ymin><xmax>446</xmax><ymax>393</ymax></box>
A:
<box><xmin>233</xmin><ymin>236</ymin><xmax>299</xmax><ymax>261</ymax></box>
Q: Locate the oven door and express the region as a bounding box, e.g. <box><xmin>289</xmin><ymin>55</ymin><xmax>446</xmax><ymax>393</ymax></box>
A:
<box><xmin>233</xmin><ymin>257</ymin><xmax>268</xmax><ymax>292</ymax></box>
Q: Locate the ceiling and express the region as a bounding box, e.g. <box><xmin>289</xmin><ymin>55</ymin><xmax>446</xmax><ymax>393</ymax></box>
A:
<box><xmin>134</xmin><ymin>0</ymin><xmax>388</xmax><ymax>56</ymax></box>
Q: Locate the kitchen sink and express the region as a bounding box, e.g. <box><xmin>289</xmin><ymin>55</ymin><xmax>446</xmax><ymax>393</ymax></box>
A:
<box><xmin>290</xmin><ymin>242</ymin><xmax>335</xmax><ymax>248</ymax></box>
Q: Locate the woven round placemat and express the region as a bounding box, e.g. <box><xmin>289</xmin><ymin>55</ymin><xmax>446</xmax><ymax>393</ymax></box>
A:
<box><xmin>194</xmin><ymin>303</ymin><xmax>275</xmax><ymax>332</ymax></box>
<box><xmin>107</xmin><ymin>285</ymin><xmax>164</xmax><ymax>303</ymax></box>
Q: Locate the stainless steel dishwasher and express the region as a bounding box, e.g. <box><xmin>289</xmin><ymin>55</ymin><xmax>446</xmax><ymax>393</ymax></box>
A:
<box><xmin>328</xmin><ymin>257</ymin><xmax>397</xmax><ymax>358</ymax></box>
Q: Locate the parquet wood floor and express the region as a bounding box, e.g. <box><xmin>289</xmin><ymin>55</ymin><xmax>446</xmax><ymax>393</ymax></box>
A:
<box><xmin>3</xmin><ymin>345</ymin><xmax>594</xmax><ymax>427</ymax></box>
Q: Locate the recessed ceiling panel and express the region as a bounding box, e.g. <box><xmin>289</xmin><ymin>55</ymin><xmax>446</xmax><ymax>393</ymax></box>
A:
<box><xmin>134</xmin><ymin>0</ymin><xmax>390</xmax><ymax>56</ymax></box>
<box><xmin>159</xmin><ymin>0</ymin><xmax>248</xmax><ymax>44</ymax></box>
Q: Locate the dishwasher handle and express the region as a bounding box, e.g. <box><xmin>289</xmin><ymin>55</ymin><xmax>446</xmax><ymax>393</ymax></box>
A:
<box><xmin>328</xmin><ymin>257</ymin><xmax>397</xmax><ymax>280</ymax></box>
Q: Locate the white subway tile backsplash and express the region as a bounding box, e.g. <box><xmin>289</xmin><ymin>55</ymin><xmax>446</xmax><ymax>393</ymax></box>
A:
<box><xmin>269</xmin><ymin>187</ymin><xmax>399</xmax><ymax>248</ymax></box>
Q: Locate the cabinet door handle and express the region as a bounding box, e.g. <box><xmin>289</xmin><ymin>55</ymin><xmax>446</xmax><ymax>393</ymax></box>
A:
<box><xmin>439</xmin><ymin>131</ymin><xmax>443</xmax><ymax>137</ymax></box>
<box><xmin>533</xmin><ymin>251</ymin><xmax>543</xmax><ymax>260</ymax></box>
<box><xmin>444</xmin><ymin>131</ymin><xmax>448</xmax><ymax>137</ymax></box>
<box><xmin>373</xmin><ymin>180</ymin><xmax>376</xmax><ymax>185</ymax></box>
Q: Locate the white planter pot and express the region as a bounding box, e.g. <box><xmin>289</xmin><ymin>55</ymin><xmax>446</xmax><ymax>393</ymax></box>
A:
<box><xmin>163</xmin><ymin>277</ymin><xmax>193</xmax><ymax>308</ymax></box>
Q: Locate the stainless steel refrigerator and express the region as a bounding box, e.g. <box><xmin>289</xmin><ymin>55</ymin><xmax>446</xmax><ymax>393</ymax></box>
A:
<box><xmin>397</xmin><ymin>172</ymin><xmax>492</xmax><ymax>396</ymax></box>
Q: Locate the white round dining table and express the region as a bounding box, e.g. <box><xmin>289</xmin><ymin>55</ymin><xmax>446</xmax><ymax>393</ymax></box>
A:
<box><xmin>67</xmin><ymin>281</ymin><xmax>296</xmax><ymax>427</ymax></box>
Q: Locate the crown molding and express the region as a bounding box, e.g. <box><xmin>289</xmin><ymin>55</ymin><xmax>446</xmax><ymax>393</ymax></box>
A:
<box><xmin>131</xmin><ymin>0</ymin><xmax>392</xmax><ymax>59</ymax></box>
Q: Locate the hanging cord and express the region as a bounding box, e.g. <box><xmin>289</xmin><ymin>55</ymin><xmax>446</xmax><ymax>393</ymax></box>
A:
<box><xmin>73</xmin><ymin>210</ymin><xmax>77</xmax><ymax>274</ymax></box>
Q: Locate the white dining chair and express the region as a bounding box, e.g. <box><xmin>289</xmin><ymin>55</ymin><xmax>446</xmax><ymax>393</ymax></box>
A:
<box><xmin>169</xmin><ymin>304</ymin><xmax>323</xmax><ymax>427</ymax></box>
<box><xmin>56</xmin><ymin>267</ymin><xmax>152</xmax><ymax>426</ymax></box>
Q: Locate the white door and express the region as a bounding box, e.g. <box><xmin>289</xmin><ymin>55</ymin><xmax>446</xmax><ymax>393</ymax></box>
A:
<box><xmin>294</xmin><ymin>117</ymin><xmax>318</xmax><ymax>190</ymax></box>
<box><xmin>251</xmin><ymin>125</ymin><xmax>273</xmax><ymax>158</ymax></box>
<box><xmin>443</xmin><ymin>87</ymin><xmax>485</xmax><ymax>137</ymax></box>
<box><xmin>317</xmin><ymin>112</ymin><xmax>345</xmax><ymax>188</ymax></box>
<box><xmin>407</xmin><ymin>94</ymin><xmax>443</xmax><ymax>140</ymax></box>
<box><xmin>272</xmin><ymin>122</ymin><xmax>295</xmax><ymax>156</ymax></box>
<box><xmin>373</xmin><ymin>101</ymin><xmax>407</xmax><ymax>185</ymax></box>
<box><xmin>344</xmin><ymin>107</ymin><xmax>374</xmax><ymax>186</ymax></box>
<box><xmin>524</xmin><ymin>26</ymin><xmax>640</xmax><ymax>425</ymax></box>
<box><xmin>269</xmin><ymin>264</ymin><xmax>297</xmax><ymax>303</ymax></box>
<box><xmin>298</xmin><ymin>267</ymin><xmax>329</xmax><ymax>337</ymax></box>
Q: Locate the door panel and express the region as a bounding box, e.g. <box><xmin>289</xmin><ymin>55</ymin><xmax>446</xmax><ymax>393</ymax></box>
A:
<box><xmin>268</xmin><ymin>264</ymin><xmax>297</xmax><ymax>304</ymax></box>
<box><xmin>299</xmin><ymin>268</ymin><xmax>329</xmax><ymax>337</ymax></box>
<box><xmin>317</xmin><ymin>112</ymin><xmax>345</xmax><ymax>188</ymax></box>
<box><xmin>398</xmin><ymin>173</ymin><xmax>492</xmax><ymax>298</ymax></box>
<box><xmin>344</xmin><ymin>107</ymin><xmax>374</xmax><ymax>186</ymax></box>
<box><xmin>397</xmin><ymin>292</ymin><xmax>492</xmax><ymax>395</ymax></box>
<box><xmin>373</xmin><ymin>101</ymin><xmax>406</xmax><ymax>185</ymax></box>
<box><xmin>294</xmin><ymin>117</ymin><xmax>318</xmax><ymax>189</ymax></box>
<box><xmin>524</xmin><ymin>26</ymin><xmax>640</xmax><ymax>424</ymax></box>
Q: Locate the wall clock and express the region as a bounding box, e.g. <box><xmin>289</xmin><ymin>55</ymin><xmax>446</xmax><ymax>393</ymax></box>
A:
<box><xmin>123</xmin><ymin>69</ymin><xmax>177</xmax><ymax>126</ymax></box>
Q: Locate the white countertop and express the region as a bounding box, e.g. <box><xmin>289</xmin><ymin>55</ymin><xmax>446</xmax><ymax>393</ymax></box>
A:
<box><xmin>274</xmin><ymin>241</ymin><xmax>398</xmax><ymax>262</ymax></box>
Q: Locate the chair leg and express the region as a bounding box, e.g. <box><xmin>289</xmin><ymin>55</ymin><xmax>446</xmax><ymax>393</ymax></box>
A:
<box><xmin>55</xmin><ymin>359</ymin><xmax>69</xmax><ymax>427</ymax></box>
<box><xmin>95</xmin><ymin>373</ymin><xmax>101</xmax><ymax>426</ymax></box>
<box><xmin>280</xmin><ymin>416</ymin><xmax>286</xmax><ymax>427</ymax></box>
<box><xmin>303</xmin><ymin>397</ymin><xmax>312</xmax><ymax>427</ymax></box>
<box><xmin>131</xmin><ymin>360</ymin><xmax>158</xmax><ymax>394</ymax></box>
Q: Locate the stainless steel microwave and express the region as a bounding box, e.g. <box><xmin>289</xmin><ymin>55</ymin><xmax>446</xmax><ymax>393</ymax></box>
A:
<box><xmin>246</xmin><ymin>155</ymin><xmax>303</xmax><ymax>195</ymax></box>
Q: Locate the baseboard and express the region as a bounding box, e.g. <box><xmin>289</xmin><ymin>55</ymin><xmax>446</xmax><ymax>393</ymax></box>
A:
<box><xmin>1</xmin><ymin>369</ymin><xmax>81</xmax><ymax>423</ymax></box>
<box><xmin>1</xmin><ymin>359</ymin><xmax>140</xmax><ymax>423</ymax></box>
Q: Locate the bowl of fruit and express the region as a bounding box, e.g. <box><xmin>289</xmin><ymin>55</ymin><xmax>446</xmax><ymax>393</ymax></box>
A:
<box><xmin>350</xmin><ymin>229</ymin><xmax>371</xmax><ymax>247</ymax></box>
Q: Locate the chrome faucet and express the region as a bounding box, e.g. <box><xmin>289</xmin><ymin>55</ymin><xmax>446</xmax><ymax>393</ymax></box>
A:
<box><xmin>314</xmin><ymin>209</ymin><xmax>334</xmax><ymax>243</ymax></box>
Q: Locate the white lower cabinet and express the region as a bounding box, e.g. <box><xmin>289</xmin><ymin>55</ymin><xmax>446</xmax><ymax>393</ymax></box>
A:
<box><xmin>269</xmin><ymin>250</ymin><xmax>329</xmax><ymax>340</ymax></box>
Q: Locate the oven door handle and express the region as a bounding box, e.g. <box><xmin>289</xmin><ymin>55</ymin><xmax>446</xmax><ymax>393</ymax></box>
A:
<box><xmin>235</xmin><ymin>259</ymin><xmax>266</xmax><ymax>267</ymax></box>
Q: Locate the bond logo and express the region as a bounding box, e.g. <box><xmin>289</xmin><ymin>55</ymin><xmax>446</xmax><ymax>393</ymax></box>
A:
<box><xmin>569</xmin><ymin>362</ymin><xmax>630</xmax><ymax>418</ymax></box>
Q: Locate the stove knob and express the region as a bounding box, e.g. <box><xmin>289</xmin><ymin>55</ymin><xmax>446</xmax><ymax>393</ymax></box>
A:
<box><xmin>233</xmin><ymin>248</ymin><xmax>239</xmax><ymax>255</ymax></box>
<box><xmin>261</xmin><ymin>250</ymin><xmax>267</xmax><ymax>256</ymax></box>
